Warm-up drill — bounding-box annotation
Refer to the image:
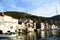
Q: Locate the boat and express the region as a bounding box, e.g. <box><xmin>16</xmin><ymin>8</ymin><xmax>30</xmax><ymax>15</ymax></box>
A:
<box><xmin>0</xmin><ymin>32</ymin><xmax>18</xmax><ymax>40</ymax></box>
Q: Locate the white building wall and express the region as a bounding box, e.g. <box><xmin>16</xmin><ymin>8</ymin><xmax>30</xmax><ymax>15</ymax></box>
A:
<box><xmin>41</xmin><ymin>23</ymin><xmax>45</xmax><ymax>30</ymax></box>
<box><xmin>0</xmin><ymin>15</ymin><xmax>18</xmax><ymax>33</ymax></box>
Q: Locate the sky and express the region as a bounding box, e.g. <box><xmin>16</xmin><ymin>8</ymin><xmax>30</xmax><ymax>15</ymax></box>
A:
<box><xmin>0</xmin><ymin>0</ymin><xmax>60</xmax><ymax>17</ymax></box>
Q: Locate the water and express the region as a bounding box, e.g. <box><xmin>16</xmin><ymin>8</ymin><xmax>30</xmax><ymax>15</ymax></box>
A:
<box><xmin>18</xmin><ymin>30</ymin><xmax>60</xmax><ymax>40</ymax></box>
<box><xmin>0</xmin><ymin>30</ymin><xmax>60</xmax><ymax>40</ymax></box>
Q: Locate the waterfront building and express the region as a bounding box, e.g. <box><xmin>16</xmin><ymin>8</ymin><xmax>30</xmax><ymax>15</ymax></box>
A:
<box><xmin>45</xmin><ymin>22</ymin><xmax>49</xmax><ymax>30</ymax></box>
<box><xmin>41</xmin><ymin>23</ymin><xmax>45</xmax><ymax>30</ymax></box>
<box><xmin>18</xmin><ymin>19</ymin><xmax>26</xmax><ymax>30</ymax></box>
<box><xmin>0</xmin><ymin>14</ymin><xmax>18</xmax><ymax>33</ymax></box>
<box><xmin>51</xmin><ymin>24</ymin><xmax>56</xmax><ymax>30</ymax></box>
<box><xmin>36</xmin><ymin>22</ymin><xmax>41</xmax><ymax>29</ymax></box>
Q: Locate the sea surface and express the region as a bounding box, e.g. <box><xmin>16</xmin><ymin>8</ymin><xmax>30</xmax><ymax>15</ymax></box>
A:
<box><xmin>0</xmin><ymin>30</ymin><xmax>60</xmax><ymax>40</ymax></box>
<box><xmin>18</xmin><ymin>30</ymin><xmax>60</xmax><ymax>40</ymax></box>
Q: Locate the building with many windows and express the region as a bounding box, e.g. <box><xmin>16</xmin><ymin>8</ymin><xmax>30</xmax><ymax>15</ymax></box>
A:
<box><xmin>0</xmin><ymin>13</ymin><xmax>18</xmax><ymax>33</ymax></box>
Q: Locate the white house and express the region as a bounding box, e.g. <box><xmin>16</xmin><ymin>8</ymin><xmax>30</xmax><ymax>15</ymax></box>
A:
<box><xmin>51</xmin><ymin>24</ymin><xmax>57</xmax><ymax>30</ymax></box>
<box><xmin>41</xmin><ymin>23</ymin><xmax>45</xmax><ymax>30</ymax></box>
<box><xmin>0</xmin><ymin>15</ymin><xmax>18</xmax><ymax>33</ymax></box>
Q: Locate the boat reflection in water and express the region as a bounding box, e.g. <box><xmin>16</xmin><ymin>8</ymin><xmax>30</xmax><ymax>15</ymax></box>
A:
<box><xmin>18</xmin><ymin>29</ymin><xmax>60</xmax><ymax>40</ymax></box>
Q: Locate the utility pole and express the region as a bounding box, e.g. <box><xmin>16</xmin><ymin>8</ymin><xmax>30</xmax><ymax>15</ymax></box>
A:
<box><xmin>55</xmin><ymin>1</ymin><xmax>58</xmax><ymax>15</ymax></box>
<box><xmin>55</xmin><ymin>6</ymin><xmax>58</xmax><ymax>15</ymax></box>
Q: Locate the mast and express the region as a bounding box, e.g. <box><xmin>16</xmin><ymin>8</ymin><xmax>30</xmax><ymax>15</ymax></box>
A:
<box><xmin>55</xmin><ymin>1</ymin><xmax>58</xmax><ymax>15</ymax></box>
<box><xmin>55</xmin><ymin>6</ymin><xmax>58</xmax><ymax>15</ymax></box>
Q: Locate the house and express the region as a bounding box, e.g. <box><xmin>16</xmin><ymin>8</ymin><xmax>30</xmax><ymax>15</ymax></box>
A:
<box><xmin>19</xmin><ymin>19</ymin><xmax>34</xmax><ymax>32</ymax></box>
<box><xmin>18</xmin><ymin>19</ymin><xmax>26</xmax><ymax>30</ymax></box>
<box><xmin>41</xmin><ymin>22</ymin><xmax>45</xmax><ymax>30</ymax></box>
<box><xmin>45</xmin><ymin>22</ymin><xmax>49</xmax><ymax>30</ymax></box>
<box><xmin>0</xmin><ymin>13</ymin><xmax>5</xmax><ymax>33</ymax></box>
<box><xmin>36</xmin><ymin>22</ymin><xmax>41</xmax><ymax>29</ymax></box>
<box><xmin>4</xmin><ymin>15</ymin><xmax>18</xmax><ymax>33</ymax></box>
<box><xmin>51</xmin><ymin>24</ymin><xmax>57</xmax><ymax>30</ymax></box>
<box><xmin>26</xmin><ymin>19</ymin><xmax>33</xmax><ymax>27</ymax></box>
<box><xmin>0</xmin><ymin>14</ymin><xmax>18</xmax><ymax>33</ymax></box>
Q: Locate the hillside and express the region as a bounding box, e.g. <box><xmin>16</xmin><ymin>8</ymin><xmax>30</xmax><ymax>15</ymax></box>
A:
<box><xmin>49</xmin><ymin>15</ymin><xmax>60</xmax><ymax>20</ymax></box>
<box><xmin>4</xmin><ymin>11</ymin><xmax>48</xmax><ymax>22</ymax></box>
<box><xmin>1</xmin><ymin>11</ymin><xmax>59</xmax><ymax>25</ymax></box>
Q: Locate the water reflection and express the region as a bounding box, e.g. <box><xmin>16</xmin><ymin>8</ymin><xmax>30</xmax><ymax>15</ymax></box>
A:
<box><xmin>41</xmin><ymin>31</ymin><xmax>45</xmax><ymax>38</ymax></box>
<box><xmin>18</xmin><ymin>30</ymin><xmax>60</xmax><ymax>40</ymax></box>
<box><xmin>52</xmin><ymin>30</ymin><xmax>58</xmax><ymax>36</ymax></box>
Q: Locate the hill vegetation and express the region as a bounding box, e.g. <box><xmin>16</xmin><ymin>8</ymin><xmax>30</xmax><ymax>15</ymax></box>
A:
<box><xmin>49</xmin><ymin>15</ymin><xmax>60</xmax><ymax>20</ymax></box>
<box><xmin>4</xmin><ymin>11</ymin><xmax>48</xmax><ymax>22</ymax></box>
<box><xmin>3</xmin><ymin>11</ymin><xmax>60</xmax><ymax>25</ymax></box>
